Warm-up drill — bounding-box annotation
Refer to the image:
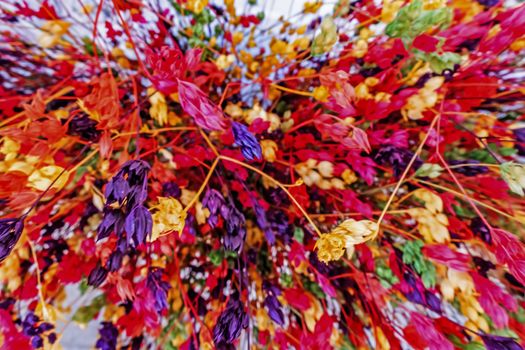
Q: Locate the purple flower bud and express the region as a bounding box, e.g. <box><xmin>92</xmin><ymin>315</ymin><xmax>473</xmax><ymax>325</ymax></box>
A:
<box><xmin>147</xmin><ymin>268</ymin><xmax>170</xmax><ymax>312</ymax></box>
<box><xmin>252</xmin><ymin>200</ymin><xmax>275</xmax><ymax>245</ymax></box>
<box><xmin>424</xmin><ymin>291</ymin><xmax>442</xmax><ymax>313</ymax></box>
<box><xmin>96</xmin><ymin>322</ymin><xmax>118</xmax><ymax>350</ymax></box>
<box><xmin>263</xmin><ymin>284</ymin><xmax>284</xmax><ymax>326</ymax></box>
<box><xmin>162</xmin><ymin>182</ymin><xmax>181</xmax><ymax>198</ymax></box>
<box><xmin>0</xmin><ymin>218</ymin><xmax>24</xmax><ymax>262</ymax></box>
<box><xmin>48</xmin><ymin>332</ymin><xmax>57</xmax><ymax>344</ymax></box>
<box><xmin>450</xmin><ymin>160</ymin><xmax>489</xmax><ymax>177</ymax></box>
<box><xmin>513</xmin><ymin>128</ymin><xmax>525</xmax><ymax>156</ymax></box>
<box><xmin>213</xmin><ymin>297</ymin><xmax>249</xmax><ymax>346</ymax></box>
<box><xmin>88</xmin><ymin>264</ymin><xmax>108</xmax><ymax>287</ymax></box>
<box><xmin>232</xmin><ymin>122</ymin><xmax>262</xmax><ymax>161</ymax></box>
<box><xmin>104</xmin><ymin>175</ymin><xmax>130</xmax><ymax>205</ymax></box>
<box><xmin>97</xmin><ymin>209</ymin><xmax>125</xmax><ymax>241</ymax></box>
<box><xmin>481</xmin><ymin>334</ymin><xmax>523</xmax><ymax>350</ymax></box>
<box><xmin>476</xmin><ymin>0</ymin><xmax>499</xmax><ymax>7</ymax></box>
<box><xmin>125</xmin><ymin>205</ymin><xmax>152</xmax><ymax>246</ymax></box>
<box><xmin>374</xmin><ymin>146</ymin><xmax>422</xmax><ymax>177</ymax></box>
<box><xmin>106</xmin><ymin>250</ymin><xmax>124</xmax><ymax>272</ymax></box>
<box><xmin>221</xmin><ymin>204</ymin><xmax>246</xmax><ymax>253</ymax></box>
<box><xmin>67</xmin><ymin>114</ymin><xmax>101</xmax><ymax>142</ymax></box>
<box><xmin>470</xmin><ymin>217</ymin><xmax>492</xmax><ymax>244</ymax></box>
<box><xmin>31</xmin><ymin>335</ymin><xmax>43</xmax><ymax>348</ymax></box>
<box><xmin>202</xmin><ymin>189</ymin><xmax>225</xmax><ymax>228</ymax></box>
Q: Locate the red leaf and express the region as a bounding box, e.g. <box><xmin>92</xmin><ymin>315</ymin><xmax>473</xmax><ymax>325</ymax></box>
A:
<box><xmin>284</xmin><ymin>288</ymin><xmax>311</xmax><ymax>311</ymax></box>
<box><xmin>407</xmin><ymin>313</ymin><xmax>454</xmax><ymax>350</ymax></box>
<box><xmin>423</xmin><ymin>244</ymin><xmax>471</xmax><ymax>271</ymax></box>
<box><xmin>177</xmin><ymin>79</ymin><xmax>228</xmax><ymax>131</ymax></box>
<box><xmin>491</xmin><ymin>229</ymin><xmax>525</xmax><ymax>287</ymax></box>
<box><xmin>472</xmin><ymin>273</ymin><xmax>517</xmax><ymax>328</ymax></box>
<box><xmin>99</xmin><ymin>131</ymin><xmax>113</xmax><ymax>159</ymax></box>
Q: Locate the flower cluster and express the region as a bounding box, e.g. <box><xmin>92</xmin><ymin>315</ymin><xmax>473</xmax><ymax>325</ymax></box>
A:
<box><xmin>0</xmin><ymin>0</ymin><xmax>525</xmax><ymax>349</ymax></box>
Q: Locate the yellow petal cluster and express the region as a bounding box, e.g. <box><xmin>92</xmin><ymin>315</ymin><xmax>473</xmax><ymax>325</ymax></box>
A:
<box><xmin>316</xmin><ymin>219</ymin><xmax>379</xmax><ymax>263</ymax></box>
<box><xmin>28</xmin><ymin>165</ymin><xmax>69</xmax><ymax>192</ymax></box>
<box><xmin>151</xmin><ymin>197</ymin><xmax>187</xmax><ymax>241</ymax></box>
<box><xmin>312</xmin><ymin>17</ymin><xmax>338</xmax><ymax>55</ymax></box>
<box><xmin>38</xmin><ymin>20</ymin><xmax>70</xmax><ymax>48</ymax></box>
<box><xmin>408</xmin><ymin>208</ymin><xmax>449</xmax><ymax>243</ymax></box>
<box><xmin>295</xmin><ymin>159</ymin><xmax>344</xmax><ymax>189</ymax></box>
<box><xmin>402</xmin><ymin>77</ymin><xmax>444</xmax><ymax>120</ymax></box>
<box><xmin>148</xmin><ymin>89</ymin><xmax>180</xmax><ymax>126</ymax></box>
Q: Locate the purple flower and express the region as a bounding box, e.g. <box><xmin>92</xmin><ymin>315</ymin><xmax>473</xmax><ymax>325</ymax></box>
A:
<box><xmin>232</xmin><ymin>122</ymin><xmax>262</xmax><ymax>161</ymax></box>
<box><xmin>67</xmin><ymin>114</ymin><xmax>101</xmax><ymax>142</ymax></box>
<box><xmin>374</xmin><ymin>146</ymin><xmax>422</xmax><ymax>177</ymax></box>
<box><xmin>263</xmin><ymin>283</ymin><xmax>284</xmax><ymax>326</ymax></box>
<box><xmin>424</xmin><ymin>291</ymin><xmax>442</xmax><ymax>313</ymax></box>
<box><xmin>513</xmin><ymin>128</ymin><xmax>525</xmax><ymax>156</ymax></box>
<box><xmin>96</xmin><ymin>322</ymin><xmax>118</xmax><ymax>350</ymax></box>
<box><xmin>97</xmin><ymin>209</ymin><xmax>125</xmax><ymax>241</ymax></box>
<box><xmin>470</xmin><ymin>217</ymin><xmax>492</xmax><ymax>244</ymax></box>
<box><xmin>162</xmin><ymin>181</ymin><xmax>181</xmax><ymax>198</ymax></box>
<box><xmin>0</xmin><ymin>217</ymin><xmax>24</xmax><ymax>262</ymax></box>
<box><xmin>31</xmin><ymin>336</ymin><xmax>43</xmax><ymax>348</ymax></box>
<box><xmin>221</xmin><ymin>204</ymin><xmax>246</xmax><ymax>253</ymax></box>
<box><xmin>147</xmin><ymin>268</ymin><xmax>171</xmax><ymax>312</ymax></box>
<box><xmin>213</xmin><ymin>297</ymin><xmax>249</xmax><ymax>346</ymax></box>
<box><xmin>252</xmin><ymin>199</ymin><xmax>275</xmax><ymax>245</ymax></box>
<box><xmin>88</xmin><ymin>264</ymin><xmax>108</xmax><ymax>287</ymax></box>
<box><xmin>104</xmin><ymin>160</ymin><xmax>150</xmax><ymax>209</ymax></box>
<box><xmin>125</xmin><ymin>205</ymin><xmax>152</xmax><ymax>246</ymax></box>
<box><xmin>450</xmin><ymin>159</ymin><xmax>489</xmax><ymax>177</ymax></box>
<box><xmin>202</xmin><ymin>189</ymin><xmax>225</xmax><ymax>228</ymax></box>
<box><xmin>476</xmin><ymin>0</ymin><xmax>499</xmax><ymax>7</ymax></box>
<box><xmin>106</xmin><ymin>250</ymin><xmax>124</xmax><ymax>272</ymax></box>
<box><xmin>481</xmin><ymin>334</ymin><xmax>523</xmax><ymax>350</ymax></box>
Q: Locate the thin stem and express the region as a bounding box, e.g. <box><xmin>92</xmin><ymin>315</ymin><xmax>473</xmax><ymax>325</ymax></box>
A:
<box><xmin>219</xmin><ymin>155</ymin><xmax>322</xmax><ymax>236</ymax></box>
<box><xmin>416</xmin><ymin>179</ymin><xmax>525</xmax><ymax>225</ymax></box>
<box><xmin>375</xmin><ymin>115</ymin><xmax>440</xmax><ymax>235</ymax></box>
<box><xmin>183</xmin><ymin>158</ymin><xmax>220</xmax><ymax>214</ymax></box>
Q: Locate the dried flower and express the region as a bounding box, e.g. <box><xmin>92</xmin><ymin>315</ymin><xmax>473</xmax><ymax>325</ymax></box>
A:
<box><xmin>125</xmin><ymin>205</ymin><xmax>153</xmax><ymax>246</ymax></box>
<box><xmin>88</xmin><ymin>264</ymin><xmax>108</xmax><ymax>287</ymax></box>
<box><xmin>0</xmin><ymin>218</ymin><xmax>24</xmax><ymax>262</ymax></box>
<box><xmin>95</xmin><ymin>322</ymin><xmax>118</xmax><ymax>350</ymax></box>
<box><xmin>232</xmin><ymin>121</ymin><xmax>262</xmax><ymax>161</ymax></box>
<box><xmin>213</xmin><ymin>297</ymin><xmax>249</xmax><ymax>346</ymax></box>
<box><xmin>500</xmin><ymin>162</ymin><xmax>525</xmax><ymax>196</ymax></box>
<box><xmin>150</xmin><ymin>197</ymin><xmax>186</xmax><ymax>241</ymax></box>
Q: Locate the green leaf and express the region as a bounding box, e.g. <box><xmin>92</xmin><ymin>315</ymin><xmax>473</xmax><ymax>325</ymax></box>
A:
<box><xmin>386</xmin><ymin>0</ymin><xmax>452</xmax><ymax>41</ymax></box>
<box><xmin>294</xmin><ymin>227</ymin><xmax>304</xmax><ymax>243</ymax></box>
<box><xmin>209</xmin><ymin>250</ymin><xmax>223</xmax><ymax>266</ymax></box>
<box><xmin>72</xmin><ymin>294</ymin><xmax>106</xmax><ymax>325</ymax></box>
<box><xmin>415</xmin><ymin>163</ymin><xmax>444</xmax><ymax>178</ymax></box>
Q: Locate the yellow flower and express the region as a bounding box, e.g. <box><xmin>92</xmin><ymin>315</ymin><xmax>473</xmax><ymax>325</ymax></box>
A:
<box><xmin>315</xmin><ymin>232</ymin><xmax>347</xmax><ymax>263</ymax></box>
<box><xmin>304</xmin><ymin>1</ymin><xmax>323</xmax><ymax>13</ymax></box>
<box><xmin>148</xmin><ymin>89</ymin><xmax>168</xmax><ymax>126</ymax></box>
<box><xmin>38</xmin><ymin>20</ymin><xmax>70</xmax><ymax>48</ymax></box>
<box><xmin>186</xmin><ymin>0</ymin><xmax>208</xmax><ymax>14</ymax></box>
<box><xmin>402</xmin><ymin>77</ymin><xmax>444</xmax><ymax>120</ymax></box>
<box><xmin>408</xmin><ymin>208</ymin><xmax>449</xmax><ymax>243</ymax></box>
<box><xmin>151</xmin><ymin>197</ymin><xmax>187</xmax><ymax>241</ymax></box>
<box><xmin>413</xmin><ymin>188</ymin><xmax>443</xmax><ymax>214</ymax></box>
<box><xmin>312</xmin><ymin>16</ymin><xmax>338</xmax><ymax>55</ymax></box>
<box><xmin>261</xmin><ymin>140</ymin><xmax>278</xmax><ymax>162</ymax></box>
<box><xmin>351</xmin><ymin>39</ymin><xmax>368</xmax><ymax>58</ymax></box>
<box><xmin>28</xmin><ymin>165</ymin><xmax>69</xmax><ymax>192</ymax></box>
<box><xmin>215</xmin><ymin>54</ymin><xmax>235</xmax><ymax>70</ymax></box>
<box><xmin>331</xmin><ymin>219</ymin><xmax>378</xmax><ymax>245</ymax></box>
<box><xmin>381</xmin><ymin>0</ymin><xmax>404</xmax><ymax>23</ymax></box>
<box><xmin>313</xmin><ymin>86</ymin><xmax>330</xmax><ymax>102</ymax></box>
<box><xmin>316</xmin><ymin>219</ymin><xmax>378</xmax><ymax>263</ymax></box>
<box><xmin>342</xmin><ymin>169</ymin><xmax>357</xmax><ymax>185</ymax></box>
